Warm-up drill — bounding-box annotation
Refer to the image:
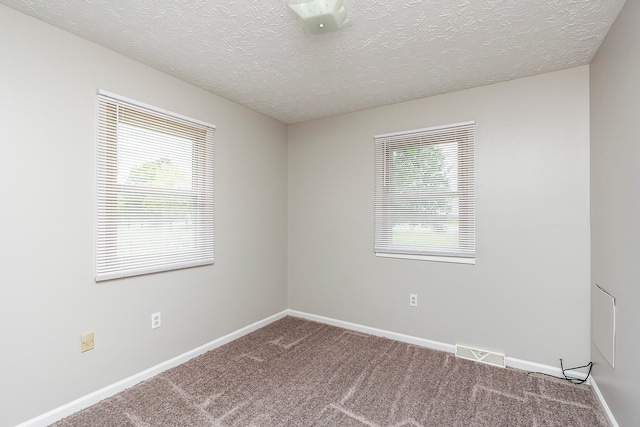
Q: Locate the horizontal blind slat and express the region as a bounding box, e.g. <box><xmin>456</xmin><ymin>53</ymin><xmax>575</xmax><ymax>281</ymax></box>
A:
<box><xmin>96</xmin><ymin>92</ymin><xmax>215</xmax><ymax>281</ymax></box>
<box><xmin>374</xmin><ymin>122</ymin><xmax>475</xmax><ymax>260</ymax></box>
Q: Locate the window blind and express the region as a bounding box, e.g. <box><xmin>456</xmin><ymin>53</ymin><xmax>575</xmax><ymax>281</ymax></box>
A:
<box><xmin>374</xmin><ymin>121</ymin><xmax>475</xmax><ymax>260</ymax></box>
<box><xmin>96</xmin><ymin>90</ymin><xmax>215</xmax><ymax>281</ymax></box>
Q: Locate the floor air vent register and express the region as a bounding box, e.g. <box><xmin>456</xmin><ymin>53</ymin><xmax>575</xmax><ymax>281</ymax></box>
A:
<box><xmin>455</xmin><ymin>344</ymin><xmax>506</xmax><ymax>368</ymax></box>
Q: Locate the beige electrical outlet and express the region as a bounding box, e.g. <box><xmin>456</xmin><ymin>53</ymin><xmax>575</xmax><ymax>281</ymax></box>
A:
<box><xmin>81</xmin><ymin>332</ymin><xmax>94</xmax><ymax>353</ymax></box>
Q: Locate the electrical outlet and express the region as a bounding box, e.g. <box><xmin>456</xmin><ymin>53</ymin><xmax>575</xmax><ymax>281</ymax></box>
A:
<box><xmin>151</xmin><ymin>312</ymin><xmax>161</xmax><ymax>329</ymax></box>
<box><xmin>81</xmin><ymin>332</ymin><xmax>94</xmax><ymax>352</ymax></box>
<box><xmin>409</xmin><ymin>294</ymin><xmax>418</xmax><ymax>307</ymax></box>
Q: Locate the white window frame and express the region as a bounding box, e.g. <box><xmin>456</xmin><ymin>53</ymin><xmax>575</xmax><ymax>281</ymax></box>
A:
<box><xmin>96</xmin><ymin>90</ymin><xmax>215</xmax><ymax>281</ymax></box>
<box><xmin>374</xmin><ymin>121</ymin><xmax>475</xmax><ymax>264</ymax></box>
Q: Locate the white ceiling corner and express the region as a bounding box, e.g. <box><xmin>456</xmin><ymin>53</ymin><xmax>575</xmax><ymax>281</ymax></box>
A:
<box><xmin>0</xmin><ymin>0</ymin><xmax>626</xmax><ymax>124</ymax></box>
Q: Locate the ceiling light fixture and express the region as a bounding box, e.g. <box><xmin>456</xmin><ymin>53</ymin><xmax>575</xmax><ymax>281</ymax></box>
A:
<box><xmin>288</xmin><ymin>0</ymin><xmax>352</xmax><ymax>35</ymax></box>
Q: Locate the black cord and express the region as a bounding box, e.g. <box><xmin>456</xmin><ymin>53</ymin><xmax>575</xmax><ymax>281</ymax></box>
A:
<box><xmin>527</xmin><ymin>359</ymin><xmax>593</xmax><ymax>385</ymax></box>
<box><xmin>560</xmin><ymin>359</ymin><xmax>593</xmax><ymax>384</ymax></box>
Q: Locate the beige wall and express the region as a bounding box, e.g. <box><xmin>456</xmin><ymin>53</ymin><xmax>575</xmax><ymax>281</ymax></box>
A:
<box><xmin>288</xmin><ymin>66</ymin><xmax>591</xmax><ymax>368</ymax></box>
<box><xmin>590</xmin><ymin>0</ymin><xmax>640</xmax><ymax>424</ymax></box>
<box><xmin>0</xmin><ymin>5</ymin><xmax>288</xmax><ymax>426</ymax></box>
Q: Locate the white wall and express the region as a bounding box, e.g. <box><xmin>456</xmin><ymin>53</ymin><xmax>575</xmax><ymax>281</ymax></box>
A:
<box><xmin>590</xmin><ymin>0</ymin><xmax>640</xmax><ymax>424</ymax></box>
<box><xmin>288</xmin><ymin>66</ymin><xmax>591</xmax><ymax>367</ymax></box>
<box><xmin>0</xmin><ymin>5</ymin><xmax>288</xmax><ymax>426</ymax></box>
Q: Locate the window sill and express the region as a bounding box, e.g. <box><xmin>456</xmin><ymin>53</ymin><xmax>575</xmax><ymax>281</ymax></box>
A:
<box><xmin>375</xmin><ymin>253</ymin><xmax>475</xmax><ymax>265</ymax></box>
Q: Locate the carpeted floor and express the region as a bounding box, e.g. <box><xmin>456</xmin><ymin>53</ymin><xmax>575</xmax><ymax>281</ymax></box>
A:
<box><xmin>53</xmin><ymin>316</ymin><xmax>610</xmax><ymax>426</ymax></box>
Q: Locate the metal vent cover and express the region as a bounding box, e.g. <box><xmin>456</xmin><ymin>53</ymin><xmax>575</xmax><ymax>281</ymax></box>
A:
<box><xmin>455</xmin><ymin>344</ymin><xmax>505</xmax><ymax>368</ymax></box>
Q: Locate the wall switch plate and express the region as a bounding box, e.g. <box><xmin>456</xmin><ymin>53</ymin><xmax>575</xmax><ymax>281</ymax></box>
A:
<box><xmin>409</xmin><ymin>294</ymin><xmax>418</xmax><ymax>307</ymax></box>
<box><xmin>151</xmin><ymin>312</ymin><xmax>161</xmax><ymax>329</ymax></box>
<box><xmin>81</xmin><ymin>332</ymin><xmax>94</xmax><ymax>352</ymax></box>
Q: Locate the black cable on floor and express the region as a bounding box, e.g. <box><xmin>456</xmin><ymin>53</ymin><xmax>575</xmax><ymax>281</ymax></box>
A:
<box><xmin>527</xmin><ymin>359</ymin><xmax>593</xmax><ymax>385</ymax></box>
<box><xmin>560</xmin><ymin>359</ymin><xmax>593</xmax><ymax>384</ymax></box>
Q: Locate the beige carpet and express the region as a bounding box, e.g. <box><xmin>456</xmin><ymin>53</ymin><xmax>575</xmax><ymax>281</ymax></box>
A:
<box><xmin>53</xmin><ymin>316</ymin><xmax>610</xmax><ymax>426</ymax></box>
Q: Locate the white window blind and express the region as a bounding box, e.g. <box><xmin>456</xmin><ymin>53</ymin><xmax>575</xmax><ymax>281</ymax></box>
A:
<box><xmin>96</xmin><ymin>91</ymin><xmax>215</xmax><ymax>281</ymax></box>
<box><xmin>374</xmin><ymin>121</ymin><xmax>475</xmax><ymax>261</ymax></box>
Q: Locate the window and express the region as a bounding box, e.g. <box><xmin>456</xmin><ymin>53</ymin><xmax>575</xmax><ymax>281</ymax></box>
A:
<box><xmin>96</xmin><ymin>91</ymin><xmax>215</xmax><ymax>281</ymax></box>
<box><xmin>374</xmin><ymin>121</ymin><xmax>475</xmax><ymax>263</ymax></box>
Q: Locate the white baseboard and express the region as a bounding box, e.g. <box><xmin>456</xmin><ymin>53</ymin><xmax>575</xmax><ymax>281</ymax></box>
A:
<box><xmin>16</xmin><ymin>310</ymin><xmax>289</xmax><ymax>427</ymax></box>
<box><xmin>505</xmin><ymin>356</ymin><xmax>588</xmax><ymax>380</ymax></box>
<box><xmin>19</xmin><ymin>308</ymin><xmax>617</xmax><ymax>427</ymax></box>
<box><xmin>589</xmin><ymin>376</ymin><xmax>619</xmax><ymax>427</ymax></box>
<box><xmin>289</xmin><ymin>310</ymin><xmax>577</xmax><ymax>376</ymax></box>
<box><xmin>287</xmin><ymin>310</ymin><xmax>456</xmax><ymax>353</ymax></box>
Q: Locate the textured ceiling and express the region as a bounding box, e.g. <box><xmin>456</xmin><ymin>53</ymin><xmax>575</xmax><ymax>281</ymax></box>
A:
<box><xmin>1</xmin><ymin>0</ymin><xmax>626</xmax><ymax>124</ymax></box>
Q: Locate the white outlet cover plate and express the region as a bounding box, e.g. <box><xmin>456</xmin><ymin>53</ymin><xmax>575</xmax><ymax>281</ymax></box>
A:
<box><xmin>151</xmin><ymin>312</ymin><xmax>161</xmax><ymax>329</ymax></box>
